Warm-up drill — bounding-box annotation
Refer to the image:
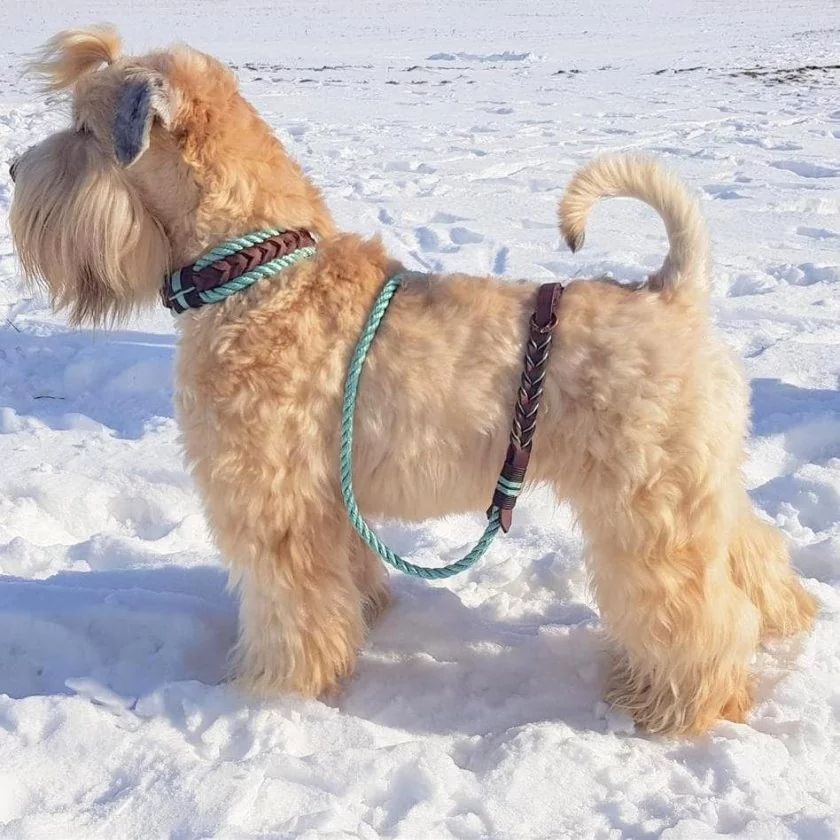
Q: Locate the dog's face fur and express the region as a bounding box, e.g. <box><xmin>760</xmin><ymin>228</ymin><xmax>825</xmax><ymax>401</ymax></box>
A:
<box><xmin>10</xmin><ymin>26</ymin><xmax>335</xmax><ymax>324</ymax></box>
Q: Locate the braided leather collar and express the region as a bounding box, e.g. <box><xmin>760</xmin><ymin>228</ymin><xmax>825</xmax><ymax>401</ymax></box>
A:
<box><xmin>162</xmin><ymin>228</ymin><xmax>317</xmax><ymax>313</ymax></box>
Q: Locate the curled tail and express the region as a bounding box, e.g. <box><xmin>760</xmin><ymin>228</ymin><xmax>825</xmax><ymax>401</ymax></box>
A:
<box><xmin>559</xmin><ymin>155</ymin><xmax>710</xmax><ymax>299</ymax></box>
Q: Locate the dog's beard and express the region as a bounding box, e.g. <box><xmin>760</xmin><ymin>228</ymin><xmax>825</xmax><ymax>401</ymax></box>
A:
<box><xmin>10</xmin><ymin>129</ymin><xmax>169</xmax><ymax>325</ymax></box>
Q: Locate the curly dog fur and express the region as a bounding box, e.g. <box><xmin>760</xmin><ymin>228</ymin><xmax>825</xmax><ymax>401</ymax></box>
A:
<box><xmin>9</xmin><ymin>26</ymin><xmax>817</xmax><ymax>734</ymax></box>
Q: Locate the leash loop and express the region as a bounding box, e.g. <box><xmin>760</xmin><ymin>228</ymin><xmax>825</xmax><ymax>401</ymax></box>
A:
<box><xmin>340</xmin><ymin>274</ymin><xmax>562</xmax><ymax>578</ymax></box>
<box><xmin>339</xmin><ymin>274</ymin><xmax>502</xmax><ymax>579</ymax></box>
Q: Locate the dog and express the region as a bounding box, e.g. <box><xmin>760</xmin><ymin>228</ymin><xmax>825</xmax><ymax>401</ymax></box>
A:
<box><xmin>9</xmin><ymin>26</ymin><xmax>818</xmax><ymax>735</ymax></box>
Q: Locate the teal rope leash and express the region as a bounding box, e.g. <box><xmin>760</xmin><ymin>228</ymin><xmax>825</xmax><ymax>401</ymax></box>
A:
<box><xmin>340</xmin><ymin>274</ymin><xmax>502</xmax><ymax>580</ymax></box>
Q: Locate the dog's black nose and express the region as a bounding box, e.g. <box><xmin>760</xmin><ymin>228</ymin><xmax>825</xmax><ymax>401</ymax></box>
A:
<box><xmin>9</xmin><ymin>158</ymin><xmax>18</xmax><ymax>183</ymax></box>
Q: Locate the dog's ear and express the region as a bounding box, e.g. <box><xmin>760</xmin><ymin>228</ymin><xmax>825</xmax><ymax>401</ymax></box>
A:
<box><xmin>113</xmin><ymin>75</ymin><xmax>171</xmax><ymax>167</ymax></box>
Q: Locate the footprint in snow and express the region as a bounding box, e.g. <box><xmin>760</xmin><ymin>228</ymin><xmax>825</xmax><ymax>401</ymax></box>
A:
<box><xmin>415</xmin><ymin>227</ymin><xmax>457</xmax><ymax>254</ymax></box>
<box><xmin>704</xmin><ymin>184</ymin><xmax>748</xmax><ymax>200</ymax></box>
<box><xmin>769</xmin><ymin>263</ymin><xmax>839</xmax><ymax>287</ymax></box>
<box><xmin>728</xmin><ymin>273</ymin><xmax>778</xmax><ymax>297</ymax></box>
<box><xmin>796</xmin><ymin>226</ymin><xmax>839</xmax><ymax>240</ymax></box>
<box><xmin>449</xmin><ymin>227</ymin><xmax>484</xmax><ymax>245</ymax></box>
<box><xmin>493</xmin><ymin>246</ymin><xmax>509</xmax><ymax>275</ymax></box>
<box><xmin>770</xmin><ymin>160</ymin><xmax>840</xmax><ymax>179</ymax></box>
<box><xmin>415</xmin><ymin>226</ymin><xmax>440</xmax><ymax>252</ymax></box>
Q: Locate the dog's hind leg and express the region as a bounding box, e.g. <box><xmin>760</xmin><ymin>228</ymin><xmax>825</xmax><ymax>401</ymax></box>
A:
<box><xmin>576</xmin><ymin>481</ymin><xmax>762</xmax><ymax>735</ymax></box>
<box><xmin>728</xmin><ymin>491</ymin><xmax>818</xmax><ymax>639</ymax></box>
<box><xmin>229</xmin><ymin>510</ymin><xmax>366</xmax><ymax>699</ymax></box>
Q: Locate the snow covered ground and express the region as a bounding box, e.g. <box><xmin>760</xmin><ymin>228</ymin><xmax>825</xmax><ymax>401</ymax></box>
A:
<box><xmin>1</xmin><ymin>1</ymin><xmax>839</xmax><ymax>837</ymax></box>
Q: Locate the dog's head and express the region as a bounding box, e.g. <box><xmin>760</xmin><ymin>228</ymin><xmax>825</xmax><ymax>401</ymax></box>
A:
<box><xmin>10</xmin><ymin>26</ymin><xmax>335</xmax><ymax>324</ymax></box>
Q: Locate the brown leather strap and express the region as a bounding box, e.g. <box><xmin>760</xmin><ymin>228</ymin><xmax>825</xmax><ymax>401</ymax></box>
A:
<box><xmin>533</xmin><ymin>282</ymin><xmax>562</xmax><ymax>333</ymax></box>
<box><xmin>489</xmin><ymin>281</ymin><xmax>563</xmax><ymax>532</ymax></box>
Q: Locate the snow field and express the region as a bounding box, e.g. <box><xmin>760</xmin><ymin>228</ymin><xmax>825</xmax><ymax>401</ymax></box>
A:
<box><xmin>0</xmin><ymin>2</ymin><xmax>838</xmax><ymax>837</ymax></box>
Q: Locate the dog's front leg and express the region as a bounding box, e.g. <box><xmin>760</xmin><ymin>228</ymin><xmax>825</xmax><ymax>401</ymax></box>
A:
<box><xmin>349</xmin><ymin>532</ymin><xmax>392</xmax><ymax>629</ymax></box>
<box><xmin>229</xmin><ymin>512</ymin><xmax>366</xmax><ymax>699</ymax></box>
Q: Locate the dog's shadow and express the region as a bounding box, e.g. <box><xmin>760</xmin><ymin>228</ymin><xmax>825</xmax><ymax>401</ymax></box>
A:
<box><xmin>0</xmin><ymin>565</ymin><xmax>236</xmax><ymax>700</ymax></box>
<box><xmin>0</xmin><ymin>559</ymin><xmax>814</xmax><ymax>741</ymax></box>
<box><xmin>344</xmin><ymin>576</ymin><xmax>605</xmax><ymax>736</ymax></box>
<box><xmin>0</xmin><ymin>325</ymin><xmax>175</xmax><ymax>439</ymax></box>
<box><xmin>0</xmin><ymin>563</ymin><xmax>605</xmax><ymax>736</ymax></box>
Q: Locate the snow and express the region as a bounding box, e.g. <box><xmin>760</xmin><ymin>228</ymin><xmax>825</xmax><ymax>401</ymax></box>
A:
<box><xmin>1</xmin><ymin>1</ymin><xmax>839</xmax><ymax>837</ymax></box>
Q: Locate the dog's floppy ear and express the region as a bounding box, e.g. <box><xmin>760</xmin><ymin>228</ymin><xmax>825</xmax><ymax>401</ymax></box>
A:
<box><xmin>113</xmin><ymin>75</ymin><xmax>171</xmax><ymax>167</ymax></box>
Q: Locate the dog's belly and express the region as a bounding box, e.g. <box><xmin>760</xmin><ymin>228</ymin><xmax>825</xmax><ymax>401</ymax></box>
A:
<box><xmin>347</xmin><ymin>275</ymin><xmax>552</xmax><ymax>522</ymax></box>
<box><xmin>353</xmin><ymin>425</ymin><xmax>509</xmax><ymax>521</ymax></box>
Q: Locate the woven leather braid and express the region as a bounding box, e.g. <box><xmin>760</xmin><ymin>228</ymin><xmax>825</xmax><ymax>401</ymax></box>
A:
<box><xmin>490</xmin><ymin>282</ymin><xmax>563</xmax><ymax>532</ymax></box>
<box><xmin>511</xmin><ymin>330</ymin><xmax>553</xmax><ymax>450</ymax></box>
<box><xmin>190</xmin><ymin>230</ymin><xmax>317</xmax><ymax>293</ymax></box>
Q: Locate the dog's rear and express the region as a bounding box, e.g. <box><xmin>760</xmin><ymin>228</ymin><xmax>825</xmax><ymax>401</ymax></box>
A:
<box><xmin>554</xmin><ymin>154</ymin><xmax>817</xmax><ymax>733</ymax></box>
<box><xmin>559</xmin><ymin>155</ymin><xmax>710</xmax><ymax>299</ymax></box>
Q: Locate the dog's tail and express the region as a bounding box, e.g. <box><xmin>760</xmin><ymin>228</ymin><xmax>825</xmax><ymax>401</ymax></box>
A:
<box><xmin>558</xmin><ymin>155</ymin><xmax>710</xmax><ymax>300</ymax></box>
<box><xmin>28</xmin><ymin>25</ymin><xmax>122</xmax><ymax>91</ymax></box>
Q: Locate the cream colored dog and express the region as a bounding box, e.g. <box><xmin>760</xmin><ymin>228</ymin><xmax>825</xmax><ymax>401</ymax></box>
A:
<box><xmin>9</xmin><ymin>26</ymin><xmax>817</xmax><ymax>735</ymax></box>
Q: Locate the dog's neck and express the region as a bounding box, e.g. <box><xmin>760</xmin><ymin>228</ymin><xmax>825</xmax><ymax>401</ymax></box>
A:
<box><xmin>136</xmin><ymin>104</ymin><xmax>338</xmax><ymax>269</ymax></box>
<box><xmin>177</xmin><ymin>135</ymin><xmax>337</xmax><ymax>267</ymax></box>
